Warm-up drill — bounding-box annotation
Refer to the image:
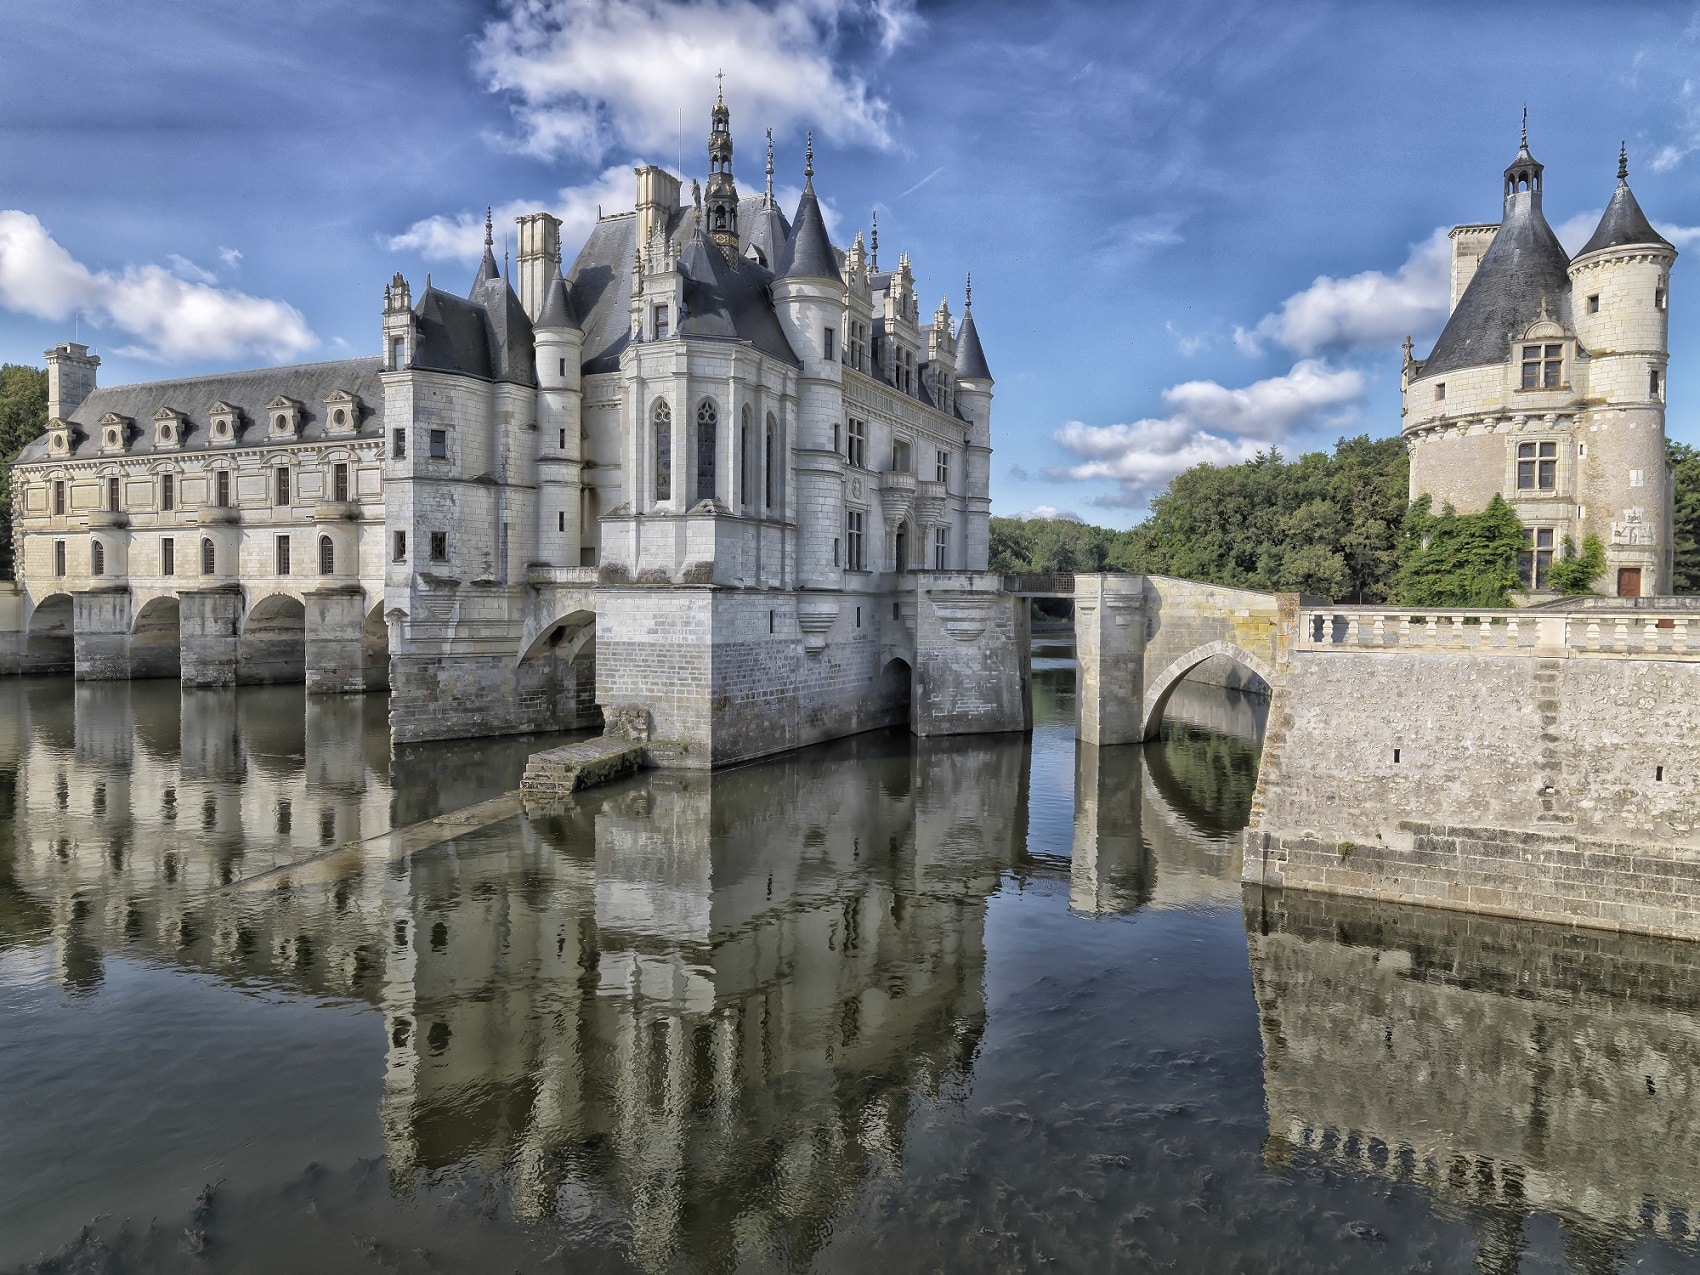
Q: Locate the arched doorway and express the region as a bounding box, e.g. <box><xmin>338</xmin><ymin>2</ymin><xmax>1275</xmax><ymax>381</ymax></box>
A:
<box><xmin>878</xmin><ymin>656</ymin><xmax>913</xmax><ymax>728</ymax></box>
<box><xmin>130</xmin><ymin>596</ymin><xmax>181</xmax><ymax>680</ymax></box>
<box><xmin>239</xmin><ymin>593</ymin><xmax>307</xmax><ymax>684</ymax></box>
<box><xmin>362</xmin><ymin>603</ymin><xmax>390</xmax><ymax>692</ymax></box>
<box><xmin>23</xmin><ymin>594</ymin><xmax>74</xmax><ymax>675</ymax></box>
<box><xmin>516</xmin><ymin>610</ymin><xmax>599</xmax><ymax>731</ymax></box>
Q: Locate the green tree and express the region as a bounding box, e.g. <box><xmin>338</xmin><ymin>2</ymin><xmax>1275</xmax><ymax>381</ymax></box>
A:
<box><xmin>1393</xmin><ymin>493</ymin><xmax>1527</xmax><ymax>607</ymax></box>
<box><xmin>0</xmin><ymin>364</ymin><xmax>49</xmax><ymax>579</ymax></box>
<box><xmin>1549</xmin><ymin>535</ymin><xmax>1607</xmax><ymax>595</ymax></box>
<box><xmin>1669</xmin><ymin>439</ymin><xmax>1700</xmax><ymax>594</ymax></box>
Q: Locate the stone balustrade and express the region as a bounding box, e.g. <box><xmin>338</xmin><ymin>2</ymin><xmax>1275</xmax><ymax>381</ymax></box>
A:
<box><xmin>1298</xmin><ymin>605</ymin><xmax>1699</xmax><ymax>658</ymax></box>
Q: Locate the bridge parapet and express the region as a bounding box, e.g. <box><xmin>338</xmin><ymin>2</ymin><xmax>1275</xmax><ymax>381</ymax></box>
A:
<box><xmin>1299</xmin><ymin>605</ymin><xmax>1700</xmax><ymax>659</ymax></box>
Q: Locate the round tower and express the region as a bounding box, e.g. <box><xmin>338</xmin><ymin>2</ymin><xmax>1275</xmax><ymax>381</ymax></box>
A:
<box><xmin>534</xmin><ymin>252</ymin><xmax>586</xmax><ymax>567</ymax></box>
<box><xmin>954</xmin><ymin>274</ymin><xmax>995</xmax><ymax>572</ymax></box>
<box><xmin>1567</xmin><ymin>145</ymin><xmax>1676</xmax><ymax>596</ymax></box>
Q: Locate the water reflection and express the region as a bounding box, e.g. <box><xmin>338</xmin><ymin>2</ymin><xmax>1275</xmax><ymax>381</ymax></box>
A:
<box><xmin>1248</xmin><ymin>886</ymin><xmax>1700</xmax><ymax>1266</ymax></box>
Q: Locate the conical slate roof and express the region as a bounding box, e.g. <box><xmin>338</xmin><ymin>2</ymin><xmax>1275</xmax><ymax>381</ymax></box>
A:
<box><xmin>1576</xmin><ymin>179</ymin><xmax>1671</xmax><ymax>258</ymax></box>
<box><xmin>776</xmin><ymin>182</ymin><xmax>840</xmax><ymax>283</ymax></box>
<box><xmin>956</xmin><ymin>307</ymin><xmax>992</xmax><ymax>381</ymax></box>
<box><xmin>469</xmin><ymin>244</ymin><xmax>500</xmax><ymax>296</ymax></box>
<box><xmin>1421</xmin><ymin>192</ymin><xmax>1572</xmax><ymax>378</ymax></box>
<box><xmin>536</xmin><ymin>257</ymin><xmax>580</xmax><ymax>330</ymax></box>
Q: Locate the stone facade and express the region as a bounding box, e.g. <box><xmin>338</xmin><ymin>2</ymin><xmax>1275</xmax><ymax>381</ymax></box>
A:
<box><xmin>1404</xmin><ymin>135</ymin><xmax>1677</xmax><ymax>597</ymax></box>
<box><xmin>5</xmin><ymin>96</ymin><xmax>1013</xmax><ymax>767</ymax></box>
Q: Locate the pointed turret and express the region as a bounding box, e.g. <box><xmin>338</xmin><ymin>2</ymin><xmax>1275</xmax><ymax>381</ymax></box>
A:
<box><xmin>469</xmin><ymin>205</ymin><xmax>500</xmax><ymax>296</ymax></box>
<box><xmin>1420</xmin><ymin>124</ymin><xmax>1572</xmax><ymax>377</ymax></box>
<box><xmin>955</xmin><ymin>273</ymin><xmax>992</xmax><ymax>382</ymax></box>
<box><xmin>705</xmin><ymin>79</ymin><xmax>740</xmax><ymax>260</ymax></box>
<box><xmin>777</xmin><ymin>133</ymin><xmax>841</xmax><ymax>283</ymax></box>
<box><xmin>536</xmin><ymin>249</ymin><xmax>579</xmax><ymax>331</ymax></box>
<box><xmin>1576</xmin><ymin>144</ymin><xmax>1673</xmax><ymax>258</ymax></box>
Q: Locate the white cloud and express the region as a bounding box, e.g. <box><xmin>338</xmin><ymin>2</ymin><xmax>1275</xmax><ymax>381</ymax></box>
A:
<box><xmin>0</xmin><ymin>210</ymin><xmax>315</xmax><ymax>364</ymax></box>
<box><xmin>166</xmin><ymin>254</ymin><xmax>218</xmax><ymax>285</ymax></box>
<box><xmin>218</xmin><ymin>246</ymin><xmax>243</xmax><ymax>269</ymax></box>
<box><xmin>1046</xmin><ymin>359</ymin><xmax>1366</xmax><ymax>508</ymax></box>
<box><xmin>386</xmin><ymin>165</ymin><xmax>635</xmax><ymax>265</ymax></box>
<box><xmin>1238</xmin><ymin>228</ymin><xmax>1450</xmax><ymax>356</ymax></box>
<box><xmin>1657</xmin><ymin>221</ymin><xmax>1700</xmax><ymax>248</ymax></box>
<box><xmin>472</xmin><ymin>0</ymin><xmax>912</xmax><ymax>162</ymax></box>
<box><xmin>1016</xmin><ymin>505</ymin><xmax>1081</xmax><ymax>522</ymax></box>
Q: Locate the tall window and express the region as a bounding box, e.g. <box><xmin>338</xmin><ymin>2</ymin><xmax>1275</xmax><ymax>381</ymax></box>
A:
<box><xmin>653</xmin><ymin>401</ymin><xmax>672</xmax><ymax>502</ymax></box>
<box><xmin>849</xmin><ymin>321</ymin><xmax>866</xmax><ymax>372</ymax></box>
<box><xmin>934</xmin><ymin>526</ymin><xmax>949</xmax><ymax>570</ymax></box>
<box><xmin>765</xmin><ymin>413</ymin><xmax>778</xmax><ymax>510</ymax></box>
<box><xmin>847</xmin><ymin>417</ymin><xmax>866</xmax><ymax>468</ymax></box>
<box><xmin>107</xmin><ymin>475</ymin><xmax>120</xmax><ymax>511</ymax></box>
<box><xmin>274</xmin><ymin>467</ymin><xmax>290</xmax><ymax>507</ymax></box>
<box><xmin>1521</xmin><ymin>343</ymin><xmax>1562</xmax><ymax>389</ymax></box>
<box><xmin>653</xmin><ymin>305</ymin><xmax>669</xmax><ymax>340</ymax></box>
<box><xmin>393</xmin><ymin>428</ymin><xmax>407</xmax><ymax>459</ymax></box>
<box><xmin>53</xmin><ymin>540</ymin><xmax>65</xmax><ymax>576</ymax></box>
<box><xmin>91</xmin><ymin>541</ymin><xmax>105</xmax><ymax>576</ymax></box>
<box><xmin>824</xmin><ymin>326</ymin><xmax>836</xmax><ymax>361</ymax></box>
<box><xmin>161</xmin><ymin>538</ymin><xmax>175</xmax><ymax>577</ymax></box>
<box><xmin>429</xmin><ymin>429</ymin><xmax>447</xmax><ymax>459</ymax></box>
<box><xmin>1516</xmin><ymin>440</ymin><xmax>1557</xmax><ymax>490</ymax></box>
<box><xmin>935</xmin><ymin>449</ymin><xmax>951</xmax><ymax>486</ymax></box>
<box><xmin>1519</xmin><ymin>527</ymin><xmax>1554</xmax><ymax>590</ymax></box>
<box><xmin>53</xmin><ymin>481</ymin><xmax>65</xmax><ymax>516</ymax></box>
<box><xmin>740</xmin><ymin>407</ymin><xmax>752</xmax><ymax>510</ymax></box>
<box><xmin>846</xmin><ymin>509</ymin><xmax>865</xmax><ymax>570</ymax></box>
<box><xmin>892</xmin><ymin>439</ymin><xmax>912</xmax><ymax>473</ymax></box>
<box><xmin>318</xmin><ymin>535</ymin><xmax>334</xmax><ymax>575</ymax></box>
<box><xmin>696</xmin><ymin>400</ymin><xmax>717</xmax><ymax>503</ymax></box>
<box><xmin>390</xmin><ymin>336</ymin><xmax>405</xmax><ymax>368</ymax></box>
<box><xmin>393</xmin><ymin>530</ymin><xmax>407</xmax><ymax>562</ymax></box>
<box><xmin>275</xmin><ymin>535</ymin><xmax>291</xmax><ymax>576</ymax></box>
<box><xmin>160</xmin><ymin>473</ymin><xmax>175</xmax><ymax>511</ymax></box>
<box><xmin>333</xmin><ymin>463</ymin><xmax>350</xmax><ymax>503</ymax></box>
<box><xmin>200</xmin><ymin>538</ymin><xmax>215</xmax><ymax>575</ymax></box>
<box><xmin>215</xmin><ymin>470</ymin><xmax>230</xmax><ymax>508</ymax></box>
<box><xmin>1652</xmin><ymin>368</ymin><xmax>1664</xmax><ymax>399</ymax></box>
<box><xmin>430</xmin><ymin>531</ymin><xmax>447</xmax><ymax>561</ymax></box>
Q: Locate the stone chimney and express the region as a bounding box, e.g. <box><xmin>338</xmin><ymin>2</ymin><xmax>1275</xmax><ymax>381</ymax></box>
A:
<box><xmin>44</xmin><ymin>342</ymin><xmax>99</xmax><ymax>421</ymax></box>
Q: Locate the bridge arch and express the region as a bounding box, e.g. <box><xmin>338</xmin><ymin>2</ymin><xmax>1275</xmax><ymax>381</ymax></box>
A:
<box><xmin>1141</xmin><ymin>640</ymin><xmax>1276</xmax><ymax>742</ymax></box>
<box><xmin>516</xmin><ymin>607</ymin><xmax>599</xmax><ymax>730</ymax></box>
<box><xmin>239</xmin><ymin>591</ymin><xmax>307</xmax><ymax>684</ymax></box>
<box><xmin>130</xmin><ymin>594</ymin><xmax>182</xmax><ymax>679</ymax></box>
<box><xmin>23</xmin><ymin>592</ymin><xmax>74</xmax><ymax>675</ymax></box>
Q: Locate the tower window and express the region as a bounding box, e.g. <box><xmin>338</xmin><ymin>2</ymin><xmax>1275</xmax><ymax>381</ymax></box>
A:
<box><xmin>393</xmin><ymin>530</ymin><xmax>407</xmax><ymax>562</ymax></box>
<box><xmin>934</xmin><ymin>526</ymin><xmax>949</xmax><ymax>570</ymax></box>
<box><xmin>696</xmin><ymin>399</ymin><xmax>718</xmax><ymax>503</ymax></box>
<box><xmin>559</xmin><ymin>358</ymin><xmax>566</xmax><ymax>377</ymax></box>
<box><xmin>393</xmin><ymin>428</ymin><xmax>407</xmax><ymax>459</ymax></box>
<box><xmin>275</xmin><ymin>535</ymin><xmax>291</xmax><ymax>576</ymax></box>
<box><xmin>390</xmin><ymin>336</ymin><xmax>405</xmax><ymax>368</ymax></box>
<box><xmin>215</xmin><ymin>470</ymin><xmax>230</xmax><ymax>508</ymax></box>
<box><xmin>161</xmin><ymin>538</ymin><xmax>175</xmax><ymax>576</ymax></box>
<box><xmin>429</xmin><ymin>429</ymin><xmax>447</xmax><ymax>459</ymax></box>
<box><xmin>1657</xmin><ymin>287</ymin><xmax>1668</xmax><ymax>310</ymax></box>
<box><xmin>653</xmin><ymin>305</ymin><xmax>669</xmax><ymax>340</ymax></box>
<box><xmin>333</xmin><ymin>463</ymin><xmax>350</xmax><ymax>503</ymax></box>
<box><xmin>824</xmin><ymin>327</ymin><xmax>836</xmax><ymax>361</ymax></box>
<box><xmin>1434</xmin><ymin>382</ymin><xmax>1446</xmax><ymax>401</ymax></box>
<box><xmin>1521</xmin><ymin>344</ymin><xmax>1562</xmax><ymax>389</ymax></box>
<box><xmin>1588</xmin><ymin>294</ymin><xmax>1600</xmax><ymax>314</ymax></box>
<box><xmin>53</xmin><ymin>540</ymin><xmax>65</xmax><ymax>576</ymax></box>
<box><xmin>107</xmin><ymin>475</ymin><xmax>120</xmax><ymax>511</ymax></box>
<box><xmin>201</xmin><ymin>538</ymin><xmax>215</xmax><ymax>575</ymax></box>
<box><xmin>653</xmin><ymin>400</ymin><xmax>672</xmax><ymax>502</ymax></box>
<box><xmin>936</xmin><ymin>450</ymin><xmax>951</xmax><ymax>485</ymax></box>
<box><xmin>318</xmin><ymin>535</ymin><xmax>334</xmax><ymax>575</ymax></box>
<box><xmin>1651</xmin><ymin>368</ymin><xmax>1663</xmax><ymax>398</ymax></box>
<box><xmin>846</xmin><ymin>509</ymin><xmax>866</xmax><ymax>570</ymax></box>
<box><xmin>160</xmin><ymin>474</ymin><xmax>174</xmax><ymax>511</ymax></box>
<box><xmin>1518</xmin><ymin>527</ymin><xmax>1555</xmax><ymax>590</ymax></box>
<box><xmin>91</xmin><ymin>541</ymin><xmax>105</xmax><ymax>576</ymax></box>
<box><xmin>559</xmin><ymin>428</ymin><xmax>567</xmax><ymax>450</ymax></box>
<box><xmin>847</xmin><ymin>417</ymin><xmax>866</xmax><ymax>468</ymax></box>
<box><xmin>430</xmin><ymin>531</ymin><xmax>448</xmax><ymax>561</ymax></box>
<box><xmin>558</xmin><ymin>510</ymin><xmax>565</xmax><ymax>532</ymax></box>
<box><xmin>1516</xmin><ymin>440</ymin><xmax>1557</xmax><ymax>490</ymax></box>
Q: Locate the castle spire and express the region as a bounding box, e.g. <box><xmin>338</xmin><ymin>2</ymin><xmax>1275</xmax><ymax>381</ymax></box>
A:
<box><xmin>965</xmin><ymin>271</ymin><xmax>973</xmax><ymax>310</ymax></box>
<box><xmin>470</xmin><ymin>203</ymin><xmax>500</xmax><ymax>296</ymax></box>
<box><xmin>1619</xmin><ymin>140</ymin><xmax>1629</xmax><ymax>184</ymax></box>
<box><xmin>765</xmin><ymin>128</ymin><xmax>774</xmax><ymax>206</ymax></box>
<box><xmin>804</xmin><ymin>130</ymin><xmax>815</xmax><ymax>190</ymax></box>
<box><xmin>705</xmin><ymin>83</ymin><xmax>740</xmax><ymax>260</ymax></box>
<box><xmin>870</xmin><ymin>210</ymin><xmax>879</xmax><ymax>272</ymax></box>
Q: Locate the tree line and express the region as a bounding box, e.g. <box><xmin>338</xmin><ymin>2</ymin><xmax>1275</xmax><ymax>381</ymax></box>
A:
<box><xmin>992</xmin><ymin>434</ymin><xmax>1700</xmax><ymax>605</ymax></box>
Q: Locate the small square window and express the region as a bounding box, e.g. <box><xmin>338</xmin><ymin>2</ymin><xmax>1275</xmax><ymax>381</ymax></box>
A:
<box><xmin>429</xmin><ymin>429</ymin><xmax>447</xmax><ymax>459</ymax></box>
<box><xmin>1434</xmin><ymin>382</ymin><xmax>1445</xmax><ymax>401</ymax></box>
<box><xmin>1588</xmin><ymin>294</ymin><xmax>1600</xmax><ymax>314</ymax></box>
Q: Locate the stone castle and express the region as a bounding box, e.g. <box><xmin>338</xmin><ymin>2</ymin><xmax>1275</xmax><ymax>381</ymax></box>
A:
<box><xmin>4</xmin><ymin>94</ymin><xmax>1035</xmax><ymax>765</ymax></box>
<box><xmin>1403</xmin><ymin>128</ymin><xmax>1677</xmax><ymax>597</ymax></box>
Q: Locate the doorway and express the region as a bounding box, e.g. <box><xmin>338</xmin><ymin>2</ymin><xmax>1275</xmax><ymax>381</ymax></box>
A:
<box><xmin>1617</xmin><ymin>567</ymin><xmax>1643</xmax><ymax>598</ymax></box>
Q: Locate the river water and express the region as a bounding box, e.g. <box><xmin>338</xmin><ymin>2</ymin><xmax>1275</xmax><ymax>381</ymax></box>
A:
<box><xmin>3</xmin><ymin>664</ymin><xmax>1699</xmax><ymax>1273</ymax></box>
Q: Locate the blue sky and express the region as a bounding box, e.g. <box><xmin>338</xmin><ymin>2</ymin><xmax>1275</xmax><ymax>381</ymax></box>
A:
<box><xmin>4</xmin><ymin>0</ymin><xmax>1700</xmax><ymax>526</ymax></box>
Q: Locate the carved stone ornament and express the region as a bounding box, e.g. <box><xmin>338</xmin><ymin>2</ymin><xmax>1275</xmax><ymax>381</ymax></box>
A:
<box><xmin>796</xmin><ymin>596</ymin><xmax>840</xmax><ymax>655</ymax></box>
<box><xmin>929</xmin><ymin>591</ymin><xmax>995</xmax><ymax>641</ymax></box>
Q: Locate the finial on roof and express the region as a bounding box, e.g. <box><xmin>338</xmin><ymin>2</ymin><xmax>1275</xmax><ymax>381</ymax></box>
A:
<box><xmin>1402</xmin><ymin>334</ymin><xmax>1414</xmax><ymax>362</ymax></box>
<box><xmin>765</xmin><ymin>127</ymin><xmax>774</xmax><ymax>204</ymax></box>
<box><xmin>870</xmin><ymin>210</ymin><xmax>879</xmax><ymax>271</ymax></box>
<box><xmin>716</xmin><ymin>69</ymin><xmax>724</xmax><ymax>105</ymax></box>
<box><xmin>965</xmin><ymin>271</ymin><xmax>972</xmax><ymax>310</ymax></box>
<box><xmin>1619</xmin><ymin>140</ymin><xmax>1629</xmax><ymax>183</ymax></box>
<box><xmin>484</xmin><ymin>205</ymin><xmax>493</xmax><ymax>247</ymax></box>
<box><xmin>804</xmin><ymin>130</ymin><xmax>814</xmax><ymax>186</ymax></box>
<box><xmin>1521</xmin><ymin>105</ymin><xmax>1527</xmax><ymax>148</ymax></box>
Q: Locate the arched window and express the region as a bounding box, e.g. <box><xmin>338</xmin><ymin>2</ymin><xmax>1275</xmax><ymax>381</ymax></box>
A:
<box><xmin>319</xmin><ymin>535</ymin><xmax>335</xmax><ymax>575</ymax></box>
<box><xmin>201</xmin><ymin>538</ymin><xmax>215</xmax><ymax>576</ymax></box>
<box><xmin>696</xmin><ymin>399</ymin><xmax>717</xmax><ymax>503</ymax></box>
<box><xmin>740</xmin><ymin>406</ymin><xmax>752</xmax><ymax>510</ymax></box>
<box><xmin>91</xmin><ymin>541</ymin><xmax>105</xmax><ymax>576</ymax></box>
<box><xmin>765</xmin><ymin>412</ymin><xmax>778</xmax><ymax>511</ymax></box>
<box><xmin>653</xmin><ymin>400</ymin><xmax>672</xmax><ymax>502</ymax></box>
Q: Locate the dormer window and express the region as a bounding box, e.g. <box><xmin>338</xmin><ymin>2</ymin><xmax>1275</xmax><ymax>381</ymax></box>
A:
<box><xmin>48</xmin><ymin>423</ymin><xmax>71</xmax><ymax>456</ymax></box>
<box><xmin>98</xmin><ymin>413</ymin><xmax>131</xmax><ymax>454</ymax></box>
<box><xmin>324</xmin><ymin>390</ymin><xmax>360</xmax><ymax>436</ymax></box>
<box><xmin>653</xmin><ymin>305</ymin><xmax>669</xmax><ymax>340</ymax></box>
<box><xmin>1521</xmin><ymin>344</ymin><xmax>1562</xmax><ymax>390</ymax></box>
<box><xmin>207</xmin><ymin>401</ymin><xmax>242</xmax><ymax>445</ymax></box>
<box><xmin>153</xmin><ymin>408</ymin><xmax>185</xmax><ymax>450</ymax></box>
<box><xmin>267</xmin><ymin>396</ymin><xmax>303</xmax><ymax>440</ymax></box>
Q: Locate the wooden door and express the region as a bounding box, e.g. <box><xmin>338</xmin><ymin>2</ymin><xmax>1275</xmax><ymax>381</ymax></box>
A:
<box><xmin>1617</xmin><ymin>567</ymin><xmax>1643</xmax><ymax>598</ymax></box>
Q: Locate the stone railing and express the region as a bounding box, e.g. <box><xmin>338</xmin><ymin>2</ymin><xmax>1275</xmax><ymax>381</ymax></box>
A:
<box><xmin>1298</xmin><ymin>606</ymin><xmax>1700</xmax><ymax>658</ymax></box>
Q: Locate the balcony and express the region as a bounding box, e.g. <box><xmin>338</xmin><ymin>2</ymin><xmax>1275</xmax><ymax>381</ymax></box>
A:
<box><xmin>313</xmin><ymin>501</ymin><xmax>362</xmax><ymax>522</ymax></box>
<box><xmin>195</xmin><ymin>505</ymin><xmax>240</xmax><ymax>526</ymax></box>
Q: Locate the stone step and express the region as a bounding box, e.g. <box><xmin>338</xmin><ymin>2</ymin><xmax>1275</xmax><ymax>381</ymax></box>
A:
<box><xmin>521</xmin><ymin>734</ymin><xmax>648</xmax><ymax>797</ymax></box>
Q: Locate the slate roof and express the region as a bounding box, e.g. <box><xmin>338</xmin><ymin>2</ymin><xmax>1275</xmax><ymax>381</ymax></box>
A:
<box><xmin>1421</xmin><ymin>194</ymin><xmax>1573</xmax><ymax>378</ymax></box>
<box><xmin>777</xmin><ymin>182</ymin><xmax>841</xmax><ymax>283</ymax></box>
<box><xmin>743</xmin><ymin>200</ymin><xmax>791</xmax><ymax>270</ymax></box>
<box><xmin>1576</xmin><ymin>180</ymin><xmax>1672</xmax><ymax>257</ymax></box>
<box><xmin>536</xmin><ymin>256</ymin><xmax>580</xmax><ymax>330</ymax></box>
<box><xmin>15</xmin><ymin>357</ymin><xmax>385</xmax><ymax>463</ymax></box>
<box><xmin>566</xmin><ymin>195</ymin><xmax>802</xmax><ymax>374</ymax></box>
<box><xmin>956</xmin><ymin>308</ymin><xmax>992</xmax><ymax>381</ymax></box>
<box><xmin>414</xmin><ymin>288</ymin><xmax>496</xmax><ymax>380</ymax></box>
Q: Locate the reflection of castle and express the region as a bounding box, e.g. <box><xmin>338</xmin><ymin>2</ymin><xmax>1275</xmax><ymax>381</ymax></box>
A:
<box><xmin>1248</xmin><ymin>887</ymin><xmax>1700</xmax><ymax>1264</ymax></box>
